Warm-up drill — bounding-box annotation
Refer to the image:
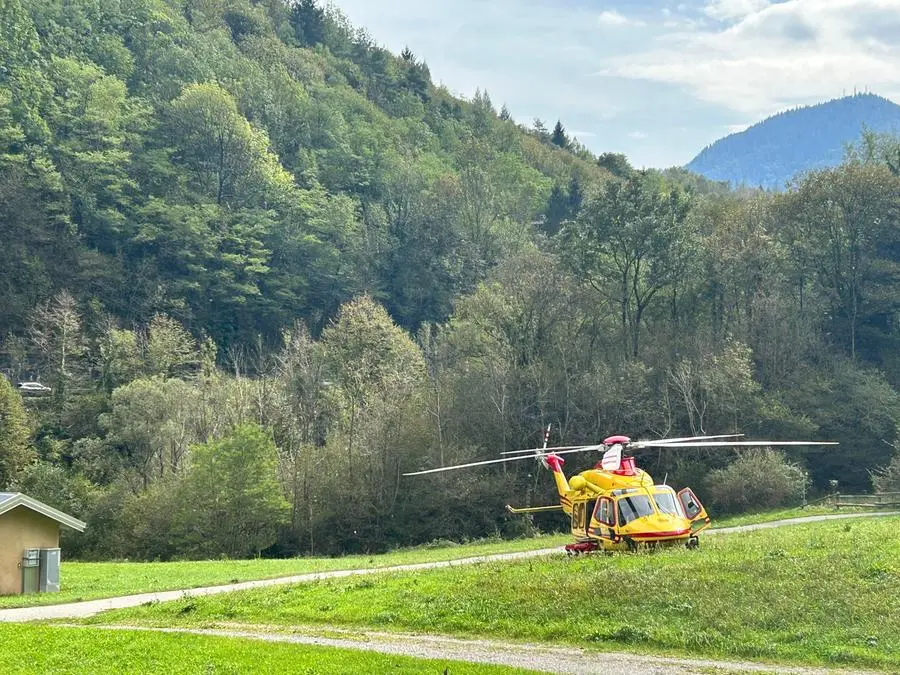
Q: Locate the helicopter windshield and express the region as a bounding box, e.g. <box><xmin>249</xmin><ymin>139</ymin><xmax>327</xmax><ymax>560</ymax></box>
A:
<box><xmin>617</xmin><ymin>495</ymin><xmax>655</xmax><ymax>525</ymax></box>
<box><xmin>652</xmin><ymin>488</ymin><xmax>684</xmax><ymax>517</ymax></box>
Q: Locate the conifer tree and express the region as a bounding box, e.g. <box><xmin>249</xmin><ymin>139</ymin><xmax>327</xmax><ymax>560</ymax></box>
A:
<box><xmin>551</xmin><ymin>119</ymin><xmax>569</xmax><ymax>149</ymax></box>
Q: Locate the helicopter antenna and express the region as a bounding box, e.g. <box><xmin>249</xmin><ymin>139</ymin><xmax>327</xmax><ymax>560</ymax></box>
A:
<box><xmin>542</xmin><ymin>424</ymin><xmax>551</xmax><ymax>451</ymax></box>
<box><xmin>663</xmin><ymin>472</ymin><xmax>668</xmax><ymax>486</ymax></box>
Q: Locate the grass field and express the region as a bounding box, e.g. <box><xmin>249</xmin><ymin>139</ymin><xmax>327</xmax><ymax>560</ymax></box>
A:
<box><xmin>709</xmin><ymin>504</ymin><xmax>874</xmax><ymax>528</ymax></box>
<box><xmin>90</xmin><ymin>516</ymin><xmax>900</xmax><ymax>670</ymax></box>
<box><xmin>0</xmin><ymin>624</ymin><xmax>532</xmax><ymax>674</ymax></box>
<box><xmin>0</xmin><ymin>506</ymin><xmax>886</xmax><ymax>609</ymax></box>
<box><xmin>0</xmin><ymin>533</ymin><xmax>569</xmax><ymax>609</ymax></box>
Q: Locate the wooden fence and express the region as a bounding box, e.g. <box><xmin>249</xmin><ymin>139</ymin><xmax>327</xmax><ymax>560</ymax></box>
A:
<box><xmin>812</xmin><ymin>492</ymin><xmax>900</xmax><ymax>508</ymax></box>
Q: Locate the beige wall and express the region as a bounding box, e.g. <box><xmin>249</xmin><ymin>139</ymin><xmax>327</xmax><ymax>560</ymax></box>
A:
<box><xmin>0</xmin><ymin>508</ymin><xmax>59</xmax><ymax>595</ymax></box>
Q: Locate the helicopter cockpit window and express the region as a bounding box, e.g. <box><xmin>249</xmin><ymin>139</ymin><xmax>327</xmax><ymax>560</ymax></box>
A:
<box><xmin>617</xmin><ymin>495</ymin><xmax>655</xmax><ymax>525</ymax></box>
<box><xmin>652</xmin><ymin>489</ymin><xmax>684</xmax><ymax>517</ymax></box>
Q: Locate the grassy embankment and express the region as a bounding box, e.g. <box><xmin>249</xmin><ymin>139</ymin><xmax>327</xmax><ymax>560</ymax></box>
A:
<box><xmin>90</xmin><ymin>517</ymin><xmax>900</xmax><ymax>671</ymax></box>
<box><xmin>0</xmin><ymin>624</ymin><xmax>532</xmax><ymax>674</ymax></box>
<box><xmin>0</xmin><ymin>506</ymin><xmax>886</xmax><ymax>609</ymax></box>
<box><xmin>0</xmin><ymin>533</ymin><xmax>569</xmax><ymax>609</ymax></box>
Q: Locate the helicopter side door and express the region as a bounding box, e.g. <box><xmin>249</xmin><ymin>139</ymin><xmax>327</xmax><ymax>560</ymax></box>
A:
<box><xmin>589</xmin><ymin>496</ymin><xmax>617</xmax><ymax>542</ymax></box>
<box><xmin>677</xmin><ymin>488</ymin><xmax>711</xmax><ymax>534</ymax></box>
<box><xmin>572</xmin><ymin>501</ymin><xmax>590</xmax><ymax>538</ymax></box>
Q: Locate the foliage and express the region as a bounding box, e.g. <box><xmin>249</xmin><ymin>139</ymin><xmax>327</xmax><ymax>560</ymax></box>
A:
<box><xmin>561</xmin><ymin>175</ymin><xmax>693</xmax><ymax>358</ymax></box>
<box><xmin>181</xmin><ymin>423</ymin><xmax>289</xmax><ymax>558</ymax></box>
<box><xmin>0</xmin><ymin>376</ymin><xmax>33</xmax><ymax>488</ymax></box>
<box><xmin>871</xmin><ymin>448</ymin><xmax>900</xmax><ymax>493</ymax></box>
<box><xmin>704</xmin><ymin>448</ymin><xmax>809</xmax><ymax>514</ymax></box>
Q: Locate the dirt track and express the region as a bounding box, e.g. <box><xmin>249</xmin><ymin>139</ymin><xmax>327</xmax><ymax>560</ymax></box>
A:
<box><xmin>55</xmin><ymin>623</ymin><xmax>886</xmax><ymax>675</ymax></box>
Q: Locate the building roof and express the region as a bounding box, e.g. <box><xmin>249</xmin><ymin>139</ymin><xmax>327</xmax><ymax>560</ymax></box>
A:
<box><xmin>0</xmin><ymin>492</ymin><xmax>87</xmax><ymax>532</ymax></box>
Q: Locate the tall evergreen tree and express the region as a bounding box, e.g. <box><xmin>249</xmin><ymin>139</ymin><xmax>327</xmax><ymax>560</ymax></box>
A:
<box><xmin>551</xmin><ymin>120</ymin><xmax>569</xmax><ymax>149</ymax></box>
<box><xmin>289</xmin><ymin>0</ymin><xmax>326</xmax><ymax>46</ymax></box>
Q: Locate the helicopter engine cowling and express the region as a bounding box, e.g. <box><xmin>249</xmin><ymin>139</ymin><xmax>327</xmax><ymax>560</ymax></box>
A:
<box><xmin>569</xmin><ymin>475</ymin><xmax>602</xmax><ymax>494</ymax></box>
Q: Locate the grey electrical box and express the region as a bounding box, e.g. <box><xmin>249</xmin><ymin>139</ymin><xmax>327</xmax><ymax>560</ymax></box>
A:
<box><xmin>22</xmin><ymin>549</ymin><xmax>40</xmax><ymax>594</ymax></box>
<box><xmin>39</xmin><ymin>548</ymin><xmax>61</xmax><ymax>593</ymax></box>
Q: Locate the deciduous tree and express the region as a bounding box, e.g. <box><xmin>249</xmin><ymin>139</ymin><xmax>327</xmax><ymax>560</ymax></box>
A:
<box><xmin>0</xmin><ymin>376</ymin><xmax>33</xmax><ymax>488</ymax></box>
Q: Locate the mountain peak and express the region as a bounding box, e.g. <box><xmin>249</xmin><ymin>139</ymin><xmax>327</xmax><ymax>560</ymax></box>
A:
<box><xmin>685</xmin><ymin>93</ymin><xmax>900</xmax><ymax>190</ymax></box>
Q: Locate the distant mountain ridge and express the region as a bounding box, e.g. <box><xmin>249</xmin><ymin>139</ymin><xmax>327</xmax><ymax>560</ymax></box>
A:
<box><xmin>685</xmin><ymin>93</ymin><xmax>900</xmax><ymax>190</ymax></box>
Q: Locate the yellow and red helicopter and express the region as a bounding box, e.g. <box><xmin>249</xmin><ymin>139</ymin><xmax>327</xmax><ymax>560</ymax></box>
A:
<box><xmin>404</xmin><ymin>428</ymin><xmax>837</xmax><ymax>553</ymax></box>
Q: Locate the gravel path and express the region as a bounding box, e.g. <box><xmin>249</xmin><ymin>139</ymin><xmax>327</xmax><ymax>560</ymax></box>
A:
<box><xmin>55</xmin><ymin>623</ymin><xmax>886</xmax><ymax>675</ymax></box>
<box><xmin>0</xmin><ymin>511</ymin><xmax>895</xmax><ymax>624</ymax></box>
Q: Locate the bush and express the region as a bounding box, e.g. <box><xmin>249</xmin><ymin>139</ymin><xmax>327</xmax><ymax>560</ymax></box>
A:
<box><xmin>705</xmin><ymin>448</ymin><xmax>808</xmax><ymax>514</ymax></box>
<box><xmin>871</xmin><ymin>451</ymin><xmax>900</xmax><ymax>493</ymax></box>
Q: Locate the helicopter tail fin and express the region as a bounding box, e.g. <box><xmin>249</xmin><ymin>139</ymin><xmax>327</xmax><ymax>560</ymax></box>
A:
<box><xmin>541</xmin><ymin>453</ymin><xmax>570</xmax><ymax>497</ymax></box>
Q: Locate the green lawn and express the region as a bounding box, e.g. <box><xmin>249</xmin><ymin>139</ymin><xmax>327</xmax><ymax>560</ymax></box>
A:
<box><xmin>91</xmin><ymin>517</ymin><xmax>900</xmax><ymax>671</ymax></box>
<box><xmin>1</xmin><ymin>507</ymin><xmax>889</xmax><ymax>609</ymax></box>
<box><xmin>0</xmin><ymin>533</ymin><xmax>569</xmax><ymax>609</ymax></box>
<box><xmin>709</xmin><ymin>504</ymin><xmax>878</xmax><ymax>528</ymax></box>
<box><xmin>0</xmin><ymin>624</ymin><xmax>532</xmax><ymax>674</ymax></box>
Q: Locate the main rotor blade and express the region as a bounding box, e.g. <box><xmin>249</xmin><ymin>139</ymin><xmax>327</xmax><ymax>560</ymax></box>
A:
<box><xmin>500</xmin><ymin>445</ymin><xmax>588</xmax><ymax>455</ymax></box>
<box><xmin>403</xmin><ymin>445</ymin><xmax>606</xmax><ymax>476</ymax></box>
<box><xmin>640</xmin><ymin>440</ymin><xmax>839</xmax><ymax>448</ymax></box>
<box><xmin>503</xmin><ymin>435</ymin><xmax>744</xmax><ymax>455</ymax></box>
<box><xmin>632</xmin><ymin>433</ymin><xmax>744</xmax><ymax>448</ymax></box>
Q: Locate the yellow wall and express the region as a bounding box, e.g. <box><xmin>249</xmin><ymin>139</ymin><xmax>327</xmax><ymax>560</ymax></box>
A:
<box><xmin>0</xmin><ymin>508</ymin><xmax>60</xmax><ymax>595</ymax></box>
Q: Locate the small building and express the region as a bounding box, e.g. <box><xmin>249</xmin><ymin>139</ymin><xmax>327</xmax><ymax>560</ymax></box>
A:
<box><xmin>0</xmin><ymin>492</ymin><xmax>86</xmax><ymax>595</ymax></box>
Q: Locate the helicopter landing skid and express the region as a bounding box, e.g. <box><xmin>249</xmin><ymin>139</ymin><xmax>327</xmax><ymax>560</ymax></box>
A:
<box><xmin>564</xmin><ymin>541</ymin><xmax>600</xmax><ymax>555</ymax></box>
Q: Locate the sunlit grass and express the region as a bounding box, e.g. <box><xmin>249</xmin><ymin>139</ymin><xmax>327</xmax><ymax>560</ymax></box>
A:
<box><xmin>0</xmin><ymin>533</ymin><xmax>569</xmax><ymax>608</ymax></box>
<box><xmin>710</xmin><ymin>504</ymin><xmax>879</xmax><ymax>528</ymax></box>
<box><xmin>92</xmin><ymin>517</ymin><xmax>900</xmax><ymax>670</ymax></box>
<box><xmin>2</xmin><ymin>507</ymin><xmax>891</xmax><ymax>609</ymax></box>
<box><xmin>0</xmin><ymin>624</ymin><xmax>531</xmax><ymax>674</ymax></box>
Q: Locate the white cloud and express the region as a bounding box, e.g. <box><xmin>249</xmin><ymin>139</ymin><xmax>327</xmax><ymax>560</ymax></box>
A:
<box><xmin>598</xmin><ymin>0</ymin><xmax>900</xmax><ymax>116</ymax></box>
<box><xmin>704</xmin><ymin>0</ymin><xmax>770</xmax><ymax>21</ymax></box>
<box><xmin>628</xmin><ymin>131</ymin><xmax>649</xmax><ymax>139</ymax></box>
<box><xmin>598</xmin><ymin>10</ymin><xmax>645</xmax><ymax>27</ymax></box>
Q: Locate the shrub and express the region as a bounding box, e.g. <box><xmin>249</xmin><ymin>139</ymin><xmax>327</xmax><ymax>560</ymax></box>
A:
<box><xmin>704</xmin><ymin>448</ymin><xmax>808</xmax><ymax>514</ymax></box>
<box><xmin>871</xmin><ymin>451</ymin><xmax>900</xmax><ymax>493</ymax></box>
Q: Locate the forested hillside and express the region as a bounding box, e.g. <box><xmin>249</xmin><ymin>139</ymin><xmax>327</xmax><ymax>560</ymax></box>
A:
<box><xmin>687</xmin><ymin>93</ymin><xmax>900</xmax><ymax>189</ymax></box>
<box><xmin>2</xmin><ymin>0</ymin><xmax>900</xmax><ymax>560</ymax></box>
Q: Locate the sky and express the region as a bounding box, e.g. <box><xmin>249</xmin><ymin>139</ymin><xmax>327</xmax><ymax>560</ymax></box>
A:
<box><xmin>329</xmin><ymin>0</ymin><xmax>900</xmax><ymax>168</ymax></box>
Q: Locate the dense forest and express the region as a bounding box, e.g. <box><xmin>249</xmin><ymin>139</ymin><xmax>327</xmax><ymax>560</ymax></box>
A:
<box><xmin>2</xmin><ymin>0</ymin><xmax>900</xmax><ymax>560</ymax></box>
<box><xmin>686</xmin><ymin>93</ymin><xmax>900</xmax><ymax>190</ymax></box>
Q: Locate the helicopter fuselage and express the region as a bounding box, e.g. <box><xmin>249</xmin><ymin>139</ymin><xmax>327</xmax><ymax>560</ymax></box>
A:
<box><xmin>544</xmin><ymin>453</ymin><xmax>710</xmax><ymax>552</ymax></box>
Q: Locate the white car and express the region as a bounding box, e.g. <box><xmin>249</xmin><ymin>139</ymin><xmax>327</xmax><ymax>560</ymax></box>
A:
<box><xmin>17</xmin><ymin>381</ymin><xmax>52</xmax><ymax>393</ymax></box>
